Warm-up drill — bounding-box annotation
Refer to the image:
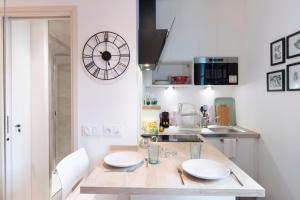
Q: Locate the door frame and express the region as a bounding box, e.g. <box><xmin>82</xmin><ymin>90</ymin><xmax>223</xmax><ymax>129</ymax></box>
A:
<box><xmin>0</xmin><ymin>6</ymin><xmax>78</xmax><ymax>200</ymax></box>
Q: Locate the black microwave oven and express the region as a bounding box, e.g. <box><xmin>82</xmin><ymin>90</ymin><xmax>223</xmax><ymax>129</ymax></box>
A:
<box><xmin>194</xmin><ymin>57</ymin><xmax>238</xmax><ymax>85</ymax></box>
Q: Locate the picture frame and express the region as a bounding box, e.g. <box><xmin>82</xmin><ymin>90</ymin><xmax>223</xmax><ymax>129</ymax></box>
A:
<box><xmin>267</xmin><ymin>70</ymin><xmax>285</xmax><ymax>92</ymax></box>
<box><xmin>287</xmin><ymin>31</ymin><xmax>300</xmax><ymax>59</ymax></box>
<box><xmin>270</xmin><ymin>38</ymin><xmax>286</xmax><ymax>66</ymax></box>
<box><xmin>287</xmin><ymin>62</ymin><xmax>300</xmax><ymax>91</ymax></box>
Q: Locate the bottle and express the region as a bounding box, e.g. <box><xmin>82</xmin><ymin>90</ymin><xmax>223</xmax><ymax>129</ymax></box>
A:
<box><xmin>159</xmin><ymin>122</ymin><xmax>164</xmax><ymax>133</ymax></box>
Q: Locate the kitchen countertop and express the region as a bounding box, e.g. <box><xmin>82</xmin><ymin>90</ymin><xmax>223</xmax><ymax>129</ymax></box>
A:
<box><xmin>157</xmin><ymin>126</ymin><xmax>260</xmax><ymax>139</ymax></box>
<box><xmin>80</xmin><ymin>138</ymin><xmax>265</xmax><ymax>198</ymax></box>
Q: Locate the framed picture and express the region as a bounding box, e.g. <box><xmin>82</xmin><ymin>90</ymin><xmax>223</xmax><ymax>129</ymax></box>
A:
<box><xmin>267</xmin><ymin>70</ymin><xmax>285</xmax><ymax>92</ymax></box>
<box><xmin>270</xmin><ymin>38</ymin><xmax>286</xmax><ymax>66</ymax></box>
<box><xmin>287</xmin><ymin>62</ymin><xmax>300</xmax><ymax>91</ymax></box>
<box><xmin>287</xmin><ymin>31</ymin><xmax>300</xmax><ymax>59</ymax></box>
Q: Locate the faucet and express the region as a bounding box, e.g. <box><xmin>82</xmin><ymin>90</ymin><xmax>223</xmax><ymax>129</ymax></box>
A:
<box><xmin>200</xmin><ymin>116</ymin><xmax>209</xmax><ymax>128</ymax></box>
<box><xmin>200</xmin><ymin>116</ymin><xmax>220</xmax><ymax>128</ymax></box>
<box><xmin>200</xmin><ymin>105</ymin><xmax>209</xmax><ymax>128</ymax></box>
<box><xmin>199</xmin><ymin>105</ymin><xmax>220</xmax><ymax>128</ymax></box>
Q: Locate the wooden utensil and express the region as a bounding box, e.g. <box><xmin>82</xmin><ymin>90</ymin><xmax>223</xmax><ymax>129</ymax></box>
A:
<box><xmin>214</xmin><ymin>97</ymin><xmax>236</xmax><ymax>126</ymax></box>
<box><xmin>216</xmin><ymin>104</ymin><xmax>231</xmax><ymax>126</ymax></box>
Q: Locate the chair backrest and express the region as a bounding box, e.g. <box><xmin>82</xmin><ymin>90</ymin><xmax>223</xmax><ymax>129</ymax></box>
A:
<box><xmin>56</xmin><ymin>148</ymin><xmax>89</xmax><ymax>200</ymax></box>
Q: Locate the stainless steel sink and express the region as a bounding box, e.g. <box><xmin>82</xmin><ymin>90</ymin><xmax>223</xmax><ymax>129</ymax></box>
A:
<box><xmin>208</xmin><ymin>127</ymin><xmax>238</xmax><ymax>133</ymax></box>
<box><xmin>207</xmin><ymin>126</ymin><xmax>246</xmax><ymax>133</ymax></box>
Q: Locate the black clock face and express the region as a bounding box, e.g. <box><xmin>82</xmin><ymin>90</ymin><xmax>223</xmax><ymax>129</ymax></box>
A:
<box><xmin>82</xmin><ymin>31</ymin><xmax>130</xmax><ymax>80</ymax></box>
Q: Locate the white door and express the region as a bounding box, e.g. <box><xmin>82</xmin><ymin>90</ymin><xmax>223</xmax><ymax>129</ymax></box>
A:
<box><xmin>10</xmin><ymin>19</ymin><xmax>32</xmax><ymax>200</ymax></box>
<box><xmin>8</xmin><ymin>19</ymin><xmax>50</xmax><ymax>200</ymax></box>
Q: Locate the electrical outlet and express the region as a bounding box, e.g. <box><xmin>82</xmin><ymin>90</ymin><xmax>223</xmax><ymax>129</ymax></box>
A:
<box><xmin>102</xmin><ymin>125</ymin><xmax>122</xmax><ymax>137</ymax></box>
<box><xmin>102</xmin><ymin>126</ymin><xmax>112</xmax><ymax>136</ymax></box>
<box><xmin>83</xmin><ymin>125</ymin><xmax>122</xmax><ymax>137</ymax></box>
<box><xmin>111</xmin><ymin>125</ymin><xmax>122</xmax><ymax>136</ymax></box>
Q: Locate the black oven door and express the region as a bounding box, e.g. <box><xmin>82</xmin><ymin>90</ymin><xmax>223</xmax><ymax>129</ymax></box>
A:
<box><xmin>194</xmin><ymin>62</ymin><xmax>238</xmax><ymax>85</ymax></box>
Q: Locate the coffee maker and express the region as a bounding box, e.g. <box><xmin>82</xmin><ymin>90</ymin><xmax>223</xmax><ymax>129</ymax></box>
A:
<box><xmin>160</xmin><ymin>111</ymin><xmax>170</xmax><ymax>128</ymax></box>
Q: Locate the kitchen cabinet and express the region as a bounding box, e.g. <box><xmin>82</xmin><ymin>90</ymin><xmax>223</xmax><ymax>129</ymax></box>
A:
<box><xmin>143</xmin><ymin>61</ymin><xmax>193</xmax><ymax>87</ymax></box>
<box><xmin>205</xmin><ymin>137</ymin><xmax>258</xmax><ymax>180</ymax></box>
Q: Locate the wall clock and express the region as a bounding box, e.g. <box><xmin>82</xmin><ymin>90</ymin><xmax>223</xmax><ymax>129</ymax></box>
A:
<box><xmin>82</xmin><ymin>31</ymin><xmax>130</xmax><ymax>80</ymax></box>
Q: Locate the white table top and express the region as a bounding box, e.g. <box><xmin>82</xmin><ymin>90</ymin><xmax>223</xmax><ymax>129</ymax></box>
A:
<box><xmin>80</xmin><ymin>139</ymin><xmax>265</xmax><ymax>197</ymax></box>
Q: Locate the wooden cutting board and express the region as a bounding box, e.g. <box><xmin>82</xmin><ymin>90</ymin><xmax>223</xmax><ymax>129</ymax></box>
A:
<box><xmin>216</xmin><ymin>104</ymin><xmax>231</xmax><ymax>126</ymax></box>
<box><xmin>215</xmin><ymin>97</ymin><xmax>236</xmax><ymax>126</ymax></box>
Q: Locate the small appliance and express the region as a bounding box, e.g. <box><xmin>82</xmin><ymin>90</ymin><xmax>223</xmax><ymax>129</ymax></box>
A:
<box><xmin>194</xmin><ymin>57</ymin><xmax>238</xmax><ymax>85</ymax></box>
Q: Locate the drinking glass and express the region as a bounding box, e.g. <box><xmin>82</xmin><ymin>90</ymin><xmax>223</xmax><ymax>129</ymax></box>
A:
<box><xmin>190</xmin><ymin>142</ymin><xmax>201</xmax><ymax>159</ymax></box>
<box><xmin>148</xmin><ymin>142</ymin><xmax>160</xmax><ymax>164</ymax></box>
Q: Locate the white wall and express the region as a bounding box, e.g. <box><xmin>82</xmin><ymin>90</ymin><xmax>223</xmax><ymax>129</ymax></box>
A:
<box><xmin>157</xmin><ymin>0</ymin><xmax>246</xmax><ymax>61</ymax></box>
<box><xmin>236</xmin><ymin>0</ymin><xmax>300</xmax><ymax>199</ymax></box>
<box><xmin>6</xmin><ymin>0</ymin><xmax>140</xmax><ymax>168</ymax></box>
<box><xmin>146</xmin><ymin>86</ymin><xmax>236</xmax><ymax>116</ymax></box>
<box><xmin>147</xmin><ymin>0</ymin><xmax>246</xmax><ymax>117</ymax></box>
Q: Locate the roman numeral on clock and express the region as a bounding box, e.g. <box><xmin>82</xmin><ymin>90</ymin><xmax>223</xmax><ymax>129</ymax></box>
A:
<box><xmin>118</xmin><ymin>62</ymin><xmax>127</xmax><ymax>68</ymax></box>
<box><xmin>104</xmin><ymin>32</ymin><xmax>109</xmax><ymax>42</ymax></box>
<box><xmin>86</xmin><ymin>61</ymin><xmax>95</xmax><ymax>70</ymax></box>
<box><xmin>113</xmin><ymin>35</ymin><xmax>118</xmax><ymax>44</ymax></box>
<box><xmin>113</xmin><ymin>68</ymin><xmax>119</xmax><ymax>76</ymax></box>
<box><xmin>120</xmin><ymin>54</ymin><xmax>129</xmax><ymax>57</ymax></box>
<box><xmin>104</xmin><ymin>70</ymin><xmax>108</xmax><ymax>80</ymax></box>
<box><xmin>95</xmin><ymin>35</ymin><xmax>101</xmax><ymax>44</ymax></box>
<box><xmin>83</xmin><ymin>54</ymin><xmax>92</xmax><ymax>58</ymax></box>
<box><xmin>118</xmin><ymin>43</ymin><xmax>127</xmax><ymax>49</ymax></box>
<box><xmin>93</xmin><ymin>68</ymin><xmax>100</xmax><ymax>78</ymax></box>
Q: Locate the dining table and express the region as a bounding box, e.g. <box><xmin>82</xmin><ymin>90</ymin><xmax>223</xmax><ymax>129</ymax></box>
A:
<box><xmin>80</xmin><ymin>137</ymin><xmax>265</xmax><ymax>200</ymax></box>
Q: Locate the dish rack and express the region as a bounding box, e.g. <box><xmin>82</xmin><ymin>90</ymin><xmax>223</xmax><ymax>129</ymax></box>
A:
<box><xmin>176</xmin><ymin>103</ymin><xmax>200</xmax><ymax>128</ymax></box>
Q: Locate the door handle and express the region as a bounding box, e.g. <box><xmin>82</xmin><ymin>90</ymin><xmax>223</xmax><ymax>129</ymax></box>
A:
<box><xmin>15</xmin><ymin>124</ymin><xmax>21</xmax><ymax>132</ymax></box>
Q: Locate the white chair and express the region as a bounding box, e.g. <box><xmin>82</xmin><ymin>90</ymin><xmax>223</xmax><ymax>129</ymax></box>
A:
<box><xmin>56</xmin><ymin>148</ymin><xmax>117</xmax><ymax>200</ymax></box>
<box><xmin>56</xmin><ymin>148</ymin><xmax>92</xmax><ymax>200</ymax></box>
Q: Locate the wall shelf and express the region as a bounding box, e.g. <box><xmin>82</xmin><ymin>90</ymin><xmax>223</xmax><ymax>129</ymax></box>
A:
<box><xmin>142</xmin><ymin>105</ymin><xmax>161</xmax><ymax>110</ymax></box>
<box><xmin>145</xmin><ymin>84</ymin><xmax>195</xmax><ymax>88</ymax></box>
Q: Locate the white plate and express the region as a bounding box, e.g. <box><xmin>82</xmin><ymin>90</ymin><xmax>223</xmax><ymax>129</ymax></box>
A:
<box><xmin>182</xmin><ymin>159</ymin><xmax>230</xmax><ymax>180</ymax></box>
<box><xmin>104</xmin><ymin>151</ymin><xmax>144</xmax><ymax>168</ymax></box>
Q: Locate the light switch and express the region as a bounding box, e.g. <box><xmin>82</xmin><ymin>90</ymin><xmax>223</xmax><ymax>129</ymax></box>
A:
<box><xmin>82</xmin><ymin>126</ymin><xmax>92</xmax><ymax>136</ymax></box>
<box><xmin>82</xmin><ymin>125</ymin><xmax>102</xmax><ymax>136</ymax></box>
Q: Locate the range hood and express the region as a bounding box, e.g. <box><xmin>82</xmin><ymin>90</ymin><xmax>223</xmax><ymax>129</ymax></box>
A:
<box><xmin>138</xmin><ymin>0</ymin><xmax>168</xmax><ymax>71</ymax></box>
